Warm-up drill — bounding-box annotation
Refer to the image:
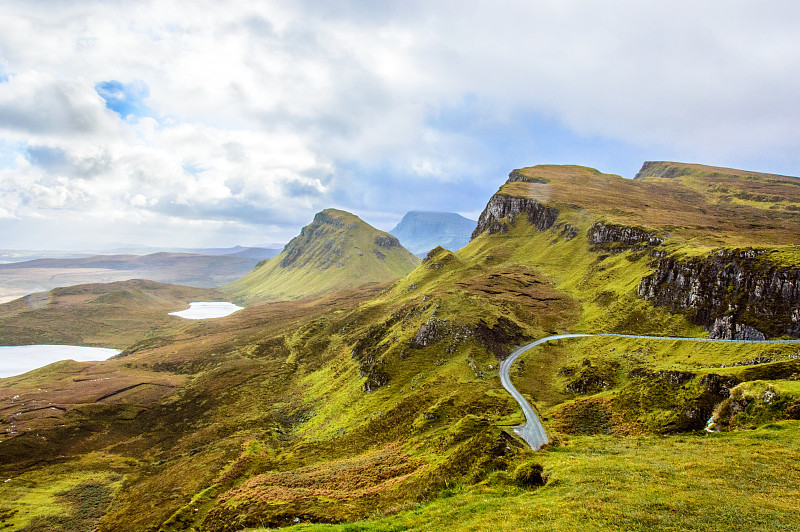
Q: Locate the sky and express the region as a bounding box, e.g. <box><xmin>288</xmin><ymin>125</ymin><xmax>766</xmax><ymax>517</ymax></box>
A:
<box><xmin>1</xmin><ymin>1</ymin><xmax>799</xmax><ymax>250</ymax></box>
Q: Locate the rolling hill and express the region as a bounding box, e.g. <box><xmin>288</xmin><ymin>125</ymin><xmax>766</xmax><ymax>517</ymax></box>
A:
<box><xmin>228</xmin><ymin>209</ymin><xmax>420</xmax><ymax>303</ymax></box>
<box><xmin>1</xmin><ymin>162</ymin><xmax>800</xmax><ymax>531</ymax></box>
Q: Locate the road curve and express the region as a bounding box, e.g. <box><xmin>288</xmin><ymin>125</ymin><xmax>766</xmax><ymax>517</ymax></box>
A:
<box><xmin>500</xmin><ymin>333</ymin><xmax>800</xmax><ymax>451</ymax></box>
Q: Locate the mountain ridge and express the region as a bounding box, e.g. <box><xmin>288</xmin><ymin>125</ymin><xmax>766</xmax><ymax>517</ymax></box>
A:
<box><xmin>227</xmin><ymin>208</ymin><xmax>420</xmax><ymax>303</ymax></box>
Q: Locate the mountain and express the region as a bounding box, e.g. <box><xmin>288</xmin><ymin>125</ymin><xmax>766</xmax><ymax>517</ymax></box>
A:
<box><xmin>228</xmin><ymin>209</ymin><xmax>420</xmax><ymax>302</ymax></box>
<box><xmin>2</xmin><ymin>162</ymin><xmax>800</xmax><ymax>531</ymax></box>
<box><xmin>0</xmin><ymin>252</ymin><xmax>261</xmax><ymax>304</ymax></box>
<box><xmin>389</xmin><ymin>211</ymin><xmax>476</xmax><ymax>256</ymax></box>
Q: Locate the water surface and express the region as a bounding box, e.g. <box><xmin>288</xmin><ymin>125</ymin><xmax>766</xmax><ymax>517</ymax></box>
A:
<box><xmin>169</xmin><ymin>301</ymin><xmax>244</xmax><ymax>319</ymax></box>
<box><xmin>0</xmin><ymin>345</ymin><xmax>121</xmax><ymax>378</ymax></box>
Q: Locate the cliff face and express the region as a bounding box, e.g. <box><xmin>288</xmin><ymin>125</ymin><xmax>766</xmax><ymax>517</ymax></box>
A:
<box><xmin>638</xmin><ymin>249</ymin><xmax>800</xmax><ymax>339</ymax></box>
<box><xmin>471</xmin><ymin>194</ymin><xmax>559</xmax><ymax>240</ymax></box>
<box><xmin>587</xmin><ymin>222</ymin><xmax>663</xmax><ymax>252</ymax></box>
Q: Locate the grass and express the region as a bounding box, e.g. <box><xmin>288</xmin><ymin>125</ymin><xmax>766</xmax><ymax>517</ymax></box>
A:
<box><xmin>227</xmin><ymin>209</ymin><xmax>419</xmax><ymax>303</ymax></box>
<box><xmin>503</xmin><ymin>163</ymin><xmax>800</xmax><ymax>247</ymax></box>
<box><xmin>0</xmin><ymin>279</ymin><xmax>225</xmax><ymax>347</ymax></box>
<box><xmin>250</xmin><ymin>421</ymin><xmax>800</xmax><ymax>532</ymax></box>
<box><xmin>1</xmin><ymin>163</ymin><xmax>800</xmax><ymax>530</ymax></box>
<box><xmin>0</xmin><ymin>452</ymin><xmax>127</xmax><ymax>530</ymax></box>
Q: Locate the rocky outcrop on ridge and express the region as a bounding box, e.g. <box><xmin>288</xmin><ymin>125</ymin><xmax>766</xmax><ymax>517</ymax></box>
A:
<box><xmin>374</xmin><ymin>235</ymin><xmax>401</xmax><ymax>248</ymax></box>
<box><xmin>638</xmin><ymin>249</ymin><xmax>800</xmax><ymax>339</ymax></box>
<box><xmin>471</xmin><ymin>194</ymin><xmax>559</xmax><ymax>240</ymax></box>
<box><xmin>588</xmin><ymin>222</ymin><xmax>663</xmax><ymax>251</ymax></box>
<box><xmin>506</xmin><ymin>169</ymin><xmax>547</xmax><ymax>184</ymax></box>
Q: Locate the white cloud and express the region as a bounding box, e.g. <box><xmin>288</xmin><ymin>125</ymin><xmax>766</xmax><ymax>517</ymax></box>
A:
<box><xmin>0</xmin><ymin>0</ymin><xmax>799</xmax><ymax>247</ymax></box>
<box><xmin>0</xmin><ymin>71</ymin><xmax>125</xmax><ymax>141</ymax></box>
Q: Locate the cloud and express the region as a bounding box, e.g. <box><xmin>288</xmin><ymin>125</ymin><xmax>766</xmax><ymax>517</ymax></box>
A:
<box><xmin>1</xmin><ymin>0</ymin><xmax>799</xmax><ymax>248</ymax></box>
<box><xmin>95</xmin><ymin>80</ymin><xmax>151</xmax><ymax>119</ymax></box>
<box><xmin>0</xmin><ymin>72</ymin><xmax>125</xmax><ymax>140</ymax></box>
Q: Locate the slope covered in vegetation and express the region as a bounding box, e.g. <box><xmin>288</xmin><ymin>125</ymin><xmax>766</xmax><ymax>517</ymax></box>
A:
<box><xmin>228</xmin><ymin>209</ymin><xmax>420</xmax><ymax>303</ymax></box>
<box><xmin>1</xmin><ymin>162</ymin><xmax>800</xmax><ymax>531</ymax></box>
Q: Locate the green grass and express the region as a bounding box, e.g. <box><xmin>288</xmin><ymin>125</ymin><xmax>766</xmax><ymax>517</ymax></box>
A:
<box><xmin>227</xmin><ymin>209</ymin><xmax>419</xmax><ymax>303</ymax></box>
<box><xmin>2</xmin><ymin>163</ymin><xmax>800</xmax><ymax>530</ymax></box>
<box><xmin>250</xmin><ymin>421</ymin><xmax>800</xmax><ymax>532</ymax></box>
<box><xmin>0</xmin><ymin>452</ymin><xmax>127</xmax><ymax>530</ymax></box>
<box><xmin>0</xmin><ymin>279</ymin><xmax>224</xmax><ymax>347</ymax></box>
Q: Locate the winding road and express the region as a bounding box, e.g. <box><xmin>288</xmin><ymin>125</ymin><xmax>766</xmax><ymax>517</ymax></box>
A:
<box><xmin>500</xmin><ymin>333</ymin><xmax>800</xmax><ymax>451</ymax></box>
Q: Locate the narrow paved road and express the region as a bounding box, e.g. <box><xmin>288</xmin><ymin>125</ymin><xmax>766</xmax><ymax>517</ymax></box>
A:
<box><xmin>500</xmin><ymin>333</ymin><xmax>800</xmax><ymax>451</ymax></box>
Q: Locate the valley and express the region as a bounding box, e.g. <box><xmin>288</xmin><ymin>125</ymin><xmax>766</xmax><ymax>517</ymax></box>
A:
<box><xmin>1</xmin><ymin>162</ymin><xmax>799</xmax><ymax>531</ymax></box>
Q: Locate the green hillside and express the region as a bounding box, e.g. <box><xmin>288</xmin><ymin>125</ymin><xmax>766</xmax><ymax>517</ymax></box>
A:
<box><xmin>227</xmin><ymin>209</ymin><xmax>420</xmax><ymax>303</ymax></box>
<box><xmin>1</xmin><ymin>163</ymin><xmax>800</xmax><ymax>531</ymax></box>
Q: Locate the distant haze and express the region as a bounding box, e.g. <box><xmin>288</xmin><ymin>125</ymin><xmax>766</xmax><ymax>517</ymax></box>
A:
<box><xmin>390</xmin><ymin>211</ymin><xmax>476</xmax><ymax>256</ymax></box>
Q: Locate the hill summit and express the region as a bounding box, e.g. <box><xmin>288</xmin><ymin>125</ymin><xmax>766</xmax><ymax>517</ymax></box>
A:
<box><xmin>390</xmin><ymin>211</ymin><xmax>476</xmax><ymax>256</ymax></box>
<box><xmin>228</xmin><ymin>209</ymin><xmax>419</xmax><ymax>302</ymax></box>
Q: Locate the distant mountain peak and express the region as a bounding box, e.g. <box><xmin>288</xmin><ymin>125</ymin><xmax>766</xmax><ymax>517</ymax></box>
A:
<box><xmin>390</xmin><ymin>211</ymin><xmax>476</xmax><ymax>257</ymax></box>
<box><xmin>228</xmin><ymin>209</ymin><xmax>419</xmax><ymax>302</ymax></box>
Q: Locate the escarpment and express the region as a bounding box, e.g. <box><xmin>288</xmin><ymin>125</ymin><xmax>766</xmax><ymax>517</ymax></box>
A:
<box><xmin>471</xmin><ymin>194</ymin><xmax>559</xmax><ymax>239</ymax></box>
<box><xmin>638</xmin><ymin>249</ymin><xmax>800</xmax><ymax>339</ymax></box>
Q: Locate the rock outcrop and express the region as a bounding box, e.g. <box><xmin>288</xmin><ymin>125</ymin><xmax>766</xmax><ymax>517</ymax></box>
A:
<box><xmin>638</xmin><ymin>249</ymin><xmax>800</xmax><ymax>338</ymax></box>
<box><xmin>374</xmin><ymin>235</ymin><xmax>401</xmax><ymax>248</ymax></box>
<box><xmin>633</xmin><ymin>161</ymin><xmax>688</xmax><ymax>180</ymax></box>
<box><xmin>471</xmin><ymin>194</ymin><xmax>559</xmax><ymax>240</ymax></box>
<box><xmin>587</xmin><ymin>222</ymin><xmax>663</xmax><ymax>251</ymax></box>
<box><xmin>507</xmin><ymin>169</ymin><xmax>547</xmax><ymax>184</ymax></box>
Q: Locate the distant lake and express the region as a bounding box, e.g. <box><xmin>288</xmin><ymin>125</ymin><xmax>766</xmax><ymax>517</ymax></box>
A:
<box><xmin>169</xmin><ymin>302</ymin><xmax>244</xmax><ymax>319</ymax></box>
<box><xmin>0</xmin><ymin>345</ymin><xmax>121</xmax><ymax>379</ymax></box>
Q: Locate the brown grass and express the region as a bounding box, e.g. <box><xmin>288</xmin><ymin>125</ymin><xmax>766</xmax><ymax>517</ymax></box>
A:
<box><xmin>506</xmin><ymin>164</ymin><xmax>800</xmax><ymax>246</ymax></box>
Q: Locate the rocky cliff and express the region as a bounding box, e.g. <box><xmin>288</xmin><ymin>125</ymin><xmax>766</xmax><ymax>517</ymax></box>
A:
<box><xmin>638</xmin><ymin>249</ymin><xmax>800</xmax><ymax>339</ymax></box>
<box><xmin>471</xmin><ymin>194</ymin><xmax>559</xmax><ymax>240</ymax></box>
<box><xmin>587</xmin><ymin>222</ymin><xmax>663</xmax><ymax>252</ymax></box>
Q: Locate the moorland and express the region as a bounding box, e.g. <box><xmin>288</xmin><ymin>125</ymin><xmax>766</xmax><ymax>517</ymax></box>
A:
<box><xmin>1</xmin><ymin>161</ymin><xmax>800</xmax><ymax>531</ymax></box>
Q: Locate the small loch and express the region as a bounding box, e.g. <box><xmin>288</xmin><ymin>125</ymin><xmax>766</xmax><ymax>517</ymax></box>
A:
<box><xmin>0</xmin><ymin>345</ymin><xmax>121</xmax><ymax>379</ymax></box>
<box><xmin>169</xmin><ymin>302</ymin><xmax>244</xmax><ymax>319</ymax></box>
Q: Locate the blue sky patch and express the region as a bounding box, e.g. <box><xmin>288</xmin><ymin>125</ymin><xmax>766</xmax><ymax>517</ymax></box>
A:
<box><xmin>0</xmin><ymin>140</ymin><xmax>25</xmax><ymax>170</ymax></box>
<box><xmin>95</xmin><ymin>80</ymin><xmax>150</xmax><ymax>119</ymax></box>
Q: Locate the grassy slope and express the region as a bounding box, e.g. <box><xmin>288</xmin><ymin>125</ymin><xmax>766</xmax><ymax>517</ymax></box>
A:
<box><xmin>508</xmin><ymin>163</ymin><xmax>800</xmax><ymax>247</ymax></box>
<box><xmin>228</xmin><ymin>209</ymin><xmax>420</xmax><ymax>303</ymax></box>
<box><xmin>2</xmin><ymin>163</ymin><xmax>800</xmax><ymax>530</ymax></box>
<box><xmin>268</xmin><ymin>421</ymin><xmax>800</xmax><ymax>532</ymax></box>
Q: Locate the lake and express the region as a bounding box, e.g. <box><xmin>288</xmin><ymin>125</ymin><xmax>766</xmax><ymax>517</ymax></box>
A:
<box><xmin>0</xmin><ymin>345</ymin><xmax>121</xmax><ymax>379</ymax></box>
<box><xmin>168</xmin><ymin>301</ymin><xmax>244</xmax><ymax>319</ymax></box>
